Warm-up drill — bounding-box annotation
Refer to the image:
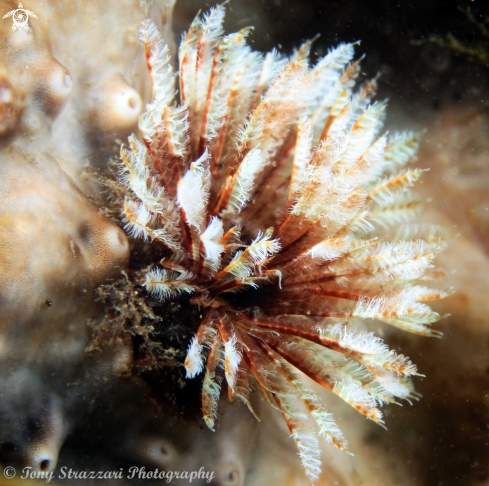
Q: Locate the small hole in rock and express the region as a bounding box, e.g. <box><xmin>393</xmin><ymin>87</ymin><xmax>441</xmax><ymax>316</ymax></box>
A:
<box><xmin>160</xmin><ymin>445</ymin><xmax>170</xmax><ymax>457</ymax></box>
<box><xmin>224</xmin><ymin>469</ymin><xmax>239</xmax><ymax>485</ymax></box>
<box><xmin>40</xmin><ymin>460</ymin><xmax>51</xmax><ymax>472</ymax></box>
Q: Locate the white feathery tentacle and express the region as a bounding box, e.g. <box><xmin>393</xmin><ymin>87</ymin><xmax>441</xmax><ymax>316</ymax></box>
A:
<box><xmin>201</xmin><ymin>216</ymin><xmax>225</xmax><ymax>266</ymax></box>
<box><xmin>144</xmin><ymin>268</ymin><xmax>196</xmax><ymax>300</ymax></box>
<box><xmin>177</xmin><ymin>149</ymin><xmax>211</xmax><ymax>231</ymax></box>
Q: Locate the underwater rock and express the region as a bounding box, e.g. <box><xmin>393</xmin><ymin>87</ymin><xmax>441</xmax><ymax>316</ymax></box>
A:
<box><xmin>124</xmin><ymin>399</ymin><xmax>258</xmax><ymax>486</ymax></box>
<box><xmin>0</xmin><ymin>0</ymin><xmax>176</xmax><ymax>192</ymax></box>
<box><xmin>0</xmin><ymin>150</ymin><xmax>129</xmax><ymax>355</ymax></box>
<box><xmin>0</xmin><ymin>0</ymin><xmax>173</xmax><ymax>475</ymax></box>
<box><xmin>0</xmin><ymin>149</ymin><xmax>130</xmax><ymax>471</ymax></box>
<box><xmin>419</xmin><ymin>108</ymin><xmax>489</xmax><ymax>252</ymax></box>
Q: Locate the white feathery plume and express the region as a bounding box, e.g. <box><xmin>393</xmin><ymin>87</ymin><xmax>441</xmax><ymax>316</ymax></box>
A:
<box><xmin>234</xmin><ymin>108</ymin><xmax>266</xmax><ymax>156</ymax></box>
<box><xmin>368</xmin><ymin>168</ymin><xmax>428</xmax><ymax>205</ymax></box>
<box><xmin>248</xmin><ymin>230</ymin><xmax>282</xmax><ymax>263</ymax></box>
<box><xmin>177</xmin><ymin>149</ymin><xmax>211</xmax><ymax>231</ymax></box>
<box><xmin>333</xmin><ymin>379</ymin><xmax>382</xmax><ymax>423</ymax></box>
<box><xmin>354</xmin><ymin>134</ymin><xmax>388</xmax><ymax>186</ymax></box>
<box><xmin>223</xmin><ymin>333</ymin><xmax>242</xmax><ymax>392</ymax></box>
<box><xmin>165</xmin><ymin>105</ymin><xmax>190</xmax><ymax>158</ymax></box>
<box><xmin>216</xmin><ymin>230</ymin><xmax>281</xmax><ymax>280</ymax></box>
<box><xmin>305</xmin><ymin>43</ymin><xmax>356</xmax><ymax>119</ymax></box>
<box><xmin>200</xmin><ymin>216</ymin><xmax>225</xmax><ymax>265</ymax></box>
<box><xmin>290</xmin><ymin>117</ymin><xmax>314</xmax><ymax>197</ymax></box>
<box><xmin>213</xmin><ymin>50</ymin><xmax>264</xmax><ymax>169</ymax></box>
<box><xmin>122</xmin><ymin>198</ymin><xmax>154</xmax><ymax>241</ymax></box>
<box><xmin>306</xmin><ymin>238</ymin><xmax>351</xmax><ymax>262</ymax></box>
<box><xmin>199</xmin><ymin>30</ymin><xmax>253</xmax><ymax>152</ymax></box>
<box><xmin>185</xmin><ymin>336</ymin><xmax>205</xmax><ymax>378</ymax></box>
<box><xmin>321</xmin><ymin>324</ymin><xmax>418</xmax><ymax>375</ymax></box>
<box><xmin>178</xmin><ymin>13</ymin><xmax>203</xmax><ymax>108</ymax></box>
<box><xmin>185</xmin><ymin>322</ymin><xmax>218</xmax><ymax>379</ymax></box>
<box><xmin>337</xmin><ymin>101</ymin><xmax>386</xmax><ymax>171</ymax></box>
<box><xmin>256</xmin><ymin>49</ymin><xmax>288</xmax><ymax>96</ymax></box>
<box><xmin>228</xmin><ymin>148</ymin><xmax>264</xmax><ymax>212</ymax></box>
<box><xmin>367</xmin><ymin>191</ymin><xmax>424</xmax><ymax>229</ymax></box>
<box><xmin>328</xmin><ymin>240</ymin><xmax>439</xmax><ymax>282</ymax></box>
<box><xmin>368</xmin><ymin>368</ymin><xmax>417</xmax><ymax>403</ymax></box>
<box><xmin>120</xmin><ymin>135</ymin><xmax>180</xmax><ymax>219</ymax></box>
<box><xmin>383</xmin><ymin>132</ymin><xmax>420</xmax><ymax>173</ymax></box>
<box><xmin>311</xmin><ymin>43</ymin><xmax>356</xmax><ymax>86</ymax></box>
<box><xmin>290</xmin><ymin>428</ymin><xmax>323</xmax><ymax>483</ymax></box>
<box><xmin>202</xmin><ymin>332</ymin><xmax>225</xmax><ymax>431</ymax></box>
<box><xmin>122</xmin><ymin>199</ymin><xmax>183</xmax><ymax>251</ymax></box>
<box><xmin>144</xmin><ymin>268</ymin><xmax>196</xmax><ymax>300</ymax></box>
<box><xmin>140</xmin><ymin>19</ymin><xmax>176</xmax><ymax>110</ymax></box>
<box><xmin>194</xmin><ymin>6</ymin><xmax>226</xmax><ymax>115</ymax></box>
<box><xmin>399</xmin><ymin>285</ymin><xmax>454</xmax><ymax>302</ymax></box>
<box><xmin>120</xmin><ymin>139</ymin><xmax>161</xmax><ymax>211</ymax></box>
<box><xmin>349</xmin><ymin>75</ymin><xmax>380</xmax><ymax>122</ymax></box>
<box><xmin>280</xmin><ymin>360</ymin><xmax>348</xmax><ymax>451</ymax></box>
<box><xmin>351</xmin><ymin>296</ymin><xmax>441</xmax><ymax>334</ymax></box>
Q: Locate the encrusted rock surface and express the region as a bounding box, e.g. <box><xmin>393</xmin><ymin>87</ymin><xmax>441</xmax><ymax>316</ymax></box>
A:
<box><xmin>0</xmin><ymin>0</ymin><xmax>166</xmax><ymax>474</ymax></box>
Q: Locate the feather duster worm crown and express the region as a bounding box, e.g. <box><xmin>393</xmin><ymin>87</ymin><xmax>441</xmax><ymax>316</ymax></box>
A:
<box><xmin>94</xmin><ymin>5</ymin><xmax>451</xmax><ymax>483</ymax></box>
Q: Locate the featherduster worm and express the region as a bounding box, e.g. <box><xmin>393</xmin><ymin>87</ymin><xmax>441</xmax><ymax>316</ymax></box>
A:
<box><xmin>93</xmin><ymin>5</ymin><xmax>452</xmax><ymax>483</ymax></box>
